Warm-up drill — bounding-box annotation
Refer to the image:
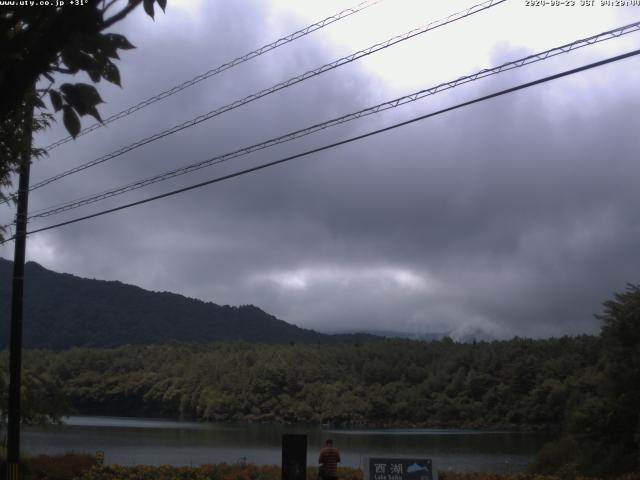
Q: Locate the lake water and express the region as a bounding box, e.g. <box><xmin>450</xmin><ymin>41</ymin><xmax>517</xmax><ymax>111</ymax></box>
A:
<box><xmin>22</xmin><ymin>416</ymin><xmax>550</xmax><ymax>474</ymax></box>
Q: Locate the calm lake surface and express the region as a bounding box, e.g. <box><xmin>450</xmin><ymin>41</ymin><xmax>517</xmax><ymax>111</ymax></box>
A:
<box><xmin>23</xmin><ymin>416</ymin><xmax>550</xmax><ymax>473</ymax></box>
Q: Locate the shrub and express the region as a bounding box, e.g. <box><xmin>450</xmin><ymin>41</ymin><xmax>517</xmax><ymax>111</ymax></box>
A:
<box><xmin>25</xmin><ymin>452</ymin><xmax>99</xmax><ymax>480</ymax></box>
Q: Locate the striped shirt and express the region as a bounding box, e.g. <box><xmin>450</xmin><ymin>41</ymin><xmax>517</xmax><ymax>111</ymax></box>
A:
<box><xmin>319</xmin><ymin>446</ymin><xmax>341</xmax><ymax>478</ymax></box>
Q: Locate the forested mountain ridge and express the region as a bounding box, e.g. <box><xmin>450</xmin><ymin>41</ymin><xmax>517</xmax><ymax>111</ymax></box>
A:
<box><xmin>0</xmin><ymin>258</ymin><xmax>371</xmax><ymax>349</ymax></box>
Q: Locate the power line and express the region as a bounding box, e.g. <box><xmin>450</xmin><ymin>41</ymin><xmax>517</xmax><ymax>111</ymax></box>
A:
<box><xmin>24</xmin><ymin>20</ymin><xmax>640</xmax><ymax>222</ymax></box>
<box><xmin>10</xmin><ymin>48</ymin><xmax>638</xmax><ymax>242</ymax></box>
<box><xmin>26</xmin><ymin>0</ymin><xmax>506</xmax><ymax>194</ymax></box>
<box><xmin>42</xmin><ymin>0</ymin><xmax>384</xmax><ymax>151</ymax></box>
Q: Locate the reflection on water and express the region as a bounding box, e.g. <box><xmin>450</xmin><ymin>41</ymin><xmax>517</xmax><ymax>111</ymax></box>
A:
<box><xmin>324</xmin><ymin>429</ymin><xmax>505</xmax><ymax>436</ymax></box>
<box><xmin>62</xmin><ymin>416</ymin><xmax>209</xmax><ymax>430</ymax></box>
<box><xmin>23</xmin><ymin>416</ymin><xmax>550</xmax><ymax>473</ymax></box>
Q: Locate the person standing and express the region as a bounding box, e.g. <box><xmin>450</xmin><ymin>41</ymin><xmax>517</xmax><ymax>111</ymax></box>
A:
<box><xmin>318</xmin><ymin>439</ymin><xmax>341</xmax><ymax>480</ymax></box>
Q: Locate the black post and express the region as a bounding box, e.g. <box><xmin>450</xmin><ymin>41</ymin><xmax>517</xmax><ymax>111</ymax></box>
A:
<box><xmin>282</xmin><ymin>434</ymin><xmax>307</xmax><ymax>480</ymax></box>
<box><xmin>6</xmin><ymin>105</ymin><xmax>33</xmax><ymax>480</ymax></box>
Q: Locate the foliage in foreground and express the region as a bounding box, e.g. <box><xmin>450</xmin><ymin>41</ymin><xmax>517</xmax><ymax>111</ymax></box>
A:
<box><xmin>0</xmin><ymin>1</ymin><xmax>168</xmax><ymax>242</ymax></box>
<box><xmin>532</xmin><ymin>284</ymin><xmax>640</xmax><ymax>477</ymax></box>
<box><xmin>0</xmin><ymin>452</ymin><xmax>98</xmax><ymax>480</ymax></box>
<box><xmin>440</xmin><ymin>473</ymin><xmax>640</xmax><ymax>480</ymax></box>
<box><xmin>4</xmin><ymin>455</ymin><xmax>640</xmax><ymax>480</ymax></box>
<box><xmin>1</xmin><ymin>457</ymin><xmax>360</xmax><ymax>480</ymax></box>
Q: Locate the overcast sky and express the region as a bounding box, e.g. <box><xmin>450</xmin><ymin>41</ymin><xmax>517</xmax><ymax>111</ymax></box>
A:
<box><xmin>2</xmin><ymin>0</ymin><xmax>639</xmax><ymax>339</ymax></box>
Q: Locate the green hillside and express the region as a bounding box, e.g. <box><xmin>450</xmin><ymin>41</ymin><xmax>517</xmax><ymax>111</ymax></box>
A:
<box><xmin>0</xmin><ymin>259</ymin><xmax>371</xmax><ymax>349</ymax></box>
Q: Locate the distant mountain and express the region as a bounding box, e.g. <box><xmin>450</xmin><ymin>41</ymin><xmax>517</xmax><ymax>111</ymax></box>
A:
<box><xmin>0</xmin><ymin>259</ymin><xmax>373</xmax><ymax>350</ymax></box>
<box><xmin>332</xmin><ymin>329</ymin><xmax>449</xmax><ymax>342</ymax></box>
<box><xmin>329</xmin><ymin>329</ymin><xmax>495</xmax><ymax>343</ymax></box>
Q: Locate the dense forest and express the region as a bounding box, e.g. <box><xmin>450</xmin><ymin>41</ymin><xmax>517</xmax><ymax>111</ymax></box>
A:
<box><xmin>1</xmin><ymin>336</ymin><xmax>598</xmax><ymax>428</ymax></box>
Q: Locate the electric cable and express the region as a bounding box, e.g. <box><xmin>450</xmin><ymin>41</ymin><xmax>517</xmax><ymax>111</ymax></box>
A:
<box><xmin>26</xmin><ymin>0</ymin><xmax>506</xmax><ymax>195</ymax></box>
<box><xmin>4</xmin><ymin>47</ymin><xmax>635</xmax><ymax>243</ymax></box>
<box><xmin>42</xmin><ymin>0</ymin><xmax>385</xmax><ymax>151</ymax></box>
<box><xmin>23</xmin><ymin>20</ymin><xmax>640</xmax><ymax>222</ymax></box>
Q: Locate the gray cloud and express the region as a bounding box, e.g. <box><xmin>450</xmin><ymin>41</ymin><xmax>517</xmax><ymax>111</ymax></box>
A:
<box><xmin>3</xmin><ymin>1</ymin><xmax>639</xmax><ymax>340</ymax></box>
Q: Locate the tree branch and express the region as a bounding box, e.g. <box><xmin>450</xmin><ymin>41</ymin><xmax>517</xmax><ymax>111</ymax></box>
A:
<box><xmin>102</xmin><ymin>0</ymin><xmax>120</xmax><ymax>13</ymax></box>
<box><xmin>101</xmin><ymin>0</ymin><xmax>143</xmax><ymax>30</ymax></box>
<box><xmin>50</xmin><ymin>66</ymin><xmax>74</xmax><ymax>74</ymax></box>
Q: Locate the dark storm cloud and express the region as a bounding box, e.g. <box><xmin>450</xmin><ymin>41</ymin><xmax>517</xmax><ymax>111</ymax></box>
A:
<box><xmin>3</xmin><ymin>1</ymin><xmax>639</xmax><ymax>339</ymax></box>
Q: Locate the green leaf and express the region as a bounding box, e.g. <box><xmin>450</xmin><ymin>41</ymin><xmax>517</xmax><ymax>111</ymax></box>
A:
<box><xmin>86</xmin><ymin>64</ymin><xmax>102</xmax><ymax>83</ymax></box>
<box><xmin>74</xmin><ymin>51</ymin><xmax>96</xmax><ymax>72</ymax></box>
<box><xmin>101</xmin><ymin>60</ymin><xmax>121</xmax><ymax>87</ymax></box>
<box><xmin>156</xmin><ymin>0</ymin><xmax>167</xmax><ymax>12</ymax></box>
<box><xmin>61</xmin><ymin>83</ymin><xmax>103</xmax><ymax>106</ymax></box>
<box><xmin>143</xmin><ymin>0</ymin><xmax>155</xmax><ymax>18</ymax></box>
<box><xmin>103</xmin><ymin>33</ymin><xmax>135</xmax><ymax>51</ymax></box>
<box><xmin>49</xmin><ymin>90</ymin><xmax>63</xmax><ymax>111</ymax></box>
<box><xmin>60</xmin><ymin>49</ymin><xmax>80</xmax><ymax>73</ymax></box>
<box><xmin>85</xmin><ymin>105</ymin><xmax>103</xmax><ymax>123</ymax></box>
<box><xmin>60</xmin><ymin>35</ymin><xmax>84</xmax><ymax>73</ymax></box>
<box><xmin>60</xmin><ymin>83</ymin><xmax>103</xmax><ymax>117</ymax></box>
<box><xmin>62</xmin><ymin>105</ymin><xmax>81</xmax><ymax>138</ymax></box>
<box><xmin>97</xmin><ymin>35</ymin><xmax>120</xmax><ymax>59</ymax></box>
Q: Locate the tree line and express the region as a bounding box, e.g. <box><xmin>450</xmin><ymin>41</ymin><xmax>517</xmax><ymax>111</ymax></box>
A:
<box><xmin>1</xmin><ymin>335</ymin><xmax>598</xmax><ymax>429</ymax></box>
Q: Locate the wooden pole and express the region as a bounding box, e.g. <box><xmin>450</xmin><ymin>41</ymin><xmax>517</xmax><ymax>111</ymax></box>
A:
<box><xmin>6</xmin><ymin>103</ymin><xmax>33</xmax><ymax>480</ymax></box>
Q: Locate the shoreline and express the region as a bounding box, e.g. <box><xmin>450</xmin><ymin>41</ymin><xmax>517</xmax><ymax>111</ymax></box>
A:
<box><xmin>59</xmin><ymin>413</ymin><xmax>559</xmax><ymax>434</ymax></box>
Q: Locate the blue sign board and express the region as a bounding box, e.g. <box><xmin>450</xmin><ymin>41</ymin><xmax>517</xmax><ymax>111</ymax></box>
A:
<box><xmin>368</xmin><ymin>458</ymin><xmax>433</xmax><ymax>480</ymax></box>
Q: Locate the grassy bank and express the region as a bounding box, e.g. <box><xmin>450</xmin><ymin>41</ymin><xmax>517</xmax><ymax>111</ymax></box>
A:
<box><xmin>2</xmin><ymin>454</ymin><xmax>639</xmax><ymax>480</ymax></box>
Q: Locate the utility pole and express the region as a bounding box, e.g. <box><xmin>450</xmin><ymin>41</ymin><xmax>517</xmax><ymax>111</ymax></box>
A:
<box><xmin>6</xmin><ymin>103</ymin><xmax>33</xmax><ymax>480</ymax></box>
